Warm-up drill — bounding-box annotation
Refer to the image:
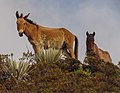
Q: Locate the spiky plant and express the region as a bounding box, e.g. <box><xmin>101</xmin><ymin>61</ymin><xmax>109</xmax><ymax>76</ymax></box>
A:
<box><xmin>2</xmin><ymin>57</ymin><xmax>32</xmax><ymax>82</ymax></box>
<box><xmin>35</xmin><ymin>48</ymin><xmax>62</xmax><ymax>63</ymax></box>
<box><xmin>19</xmin><ymin>51</ymin><xmax>35</xmax><ymax>64</ymax></box>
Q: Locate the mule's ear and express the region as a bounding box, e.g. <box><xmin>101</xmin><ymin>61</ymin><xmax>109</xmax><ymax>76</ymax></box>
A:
<box><xmin>16</xmin><ymin>11</ymin><xmax>19</xmax><ymax>18</ymax></box>
<box><xmin>93</xmin><ymin>32</ymin><xmax>95</xmax><ymax>36</ymax></box>
<box><xmin>86</xmin><ymin>31</ymin><xmax>89</xmax><ymax>36</ymax></box>
<box><xmin>20</xmin><ymin>13</ymin><xmax>23</xmax><ymax>18</ymax></box>
<box><xmin>24</xmin><ymin>13</ymin><xmax>30</xmax><ymax>19</ymax></box>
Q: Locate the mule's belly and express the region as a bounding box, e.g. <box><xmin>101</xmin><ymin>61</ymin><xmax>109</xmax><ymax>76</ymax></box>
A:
<box><xmin>45</xmin><ymin>36</ymin><xmax>64</xmax><ymax>49</ymax></box>
<box><xmin>28</xmin><ymin>34</ymin><xmax>64</xmax><ymax>51</ymax></box>
<box><xmin>41</xmin><ymin>30</ymin><xmax>65</xmax><ymax>49</ymax></box>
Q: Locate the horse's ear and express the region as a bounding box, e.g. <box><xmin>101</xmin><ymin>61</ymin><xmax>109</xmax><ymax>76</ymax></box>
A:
<box><xmin>20</xmin><ymin>13</ymin><xmax>23</xmax><ymax>18</ymax></box>
<box><xmin>93</xmin><ymin>32</ymin><xmax>95</xmax><ymax>36</ymax></box>
<box><xmin>16</xmin><ymin>11</ymin><xmax>19</xmax><ymax>18</ymax></box>
<box><xmin>86</xmin><ymin>31</ymin><xmax>89</xmax><ymax>36</ymax></box>
<box><xmin>24</xmin><ymin>13</ymin><xmax>30</xmax><ymax>19</ymax></box>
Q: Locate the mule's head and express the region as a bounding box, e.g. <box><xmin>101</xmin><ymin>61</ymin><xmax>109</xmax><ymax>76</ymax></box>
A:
<box><xmin>86</xmin><ymin>31</ymin><xmax>95</xmax><ymax>52</ymax></box>
<box><xmin>16</xmin><ymin>11</ymin><xmax>30</xmax><ymax>37</ymax></box>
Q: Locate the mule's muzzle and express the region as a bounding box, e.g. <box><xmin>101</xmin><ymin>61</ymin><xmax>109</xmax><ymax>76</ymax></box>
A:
<box><xmin>19</xmin><ymin>32</ymin><xmax>23</xmax><ymax>37</ymax></box>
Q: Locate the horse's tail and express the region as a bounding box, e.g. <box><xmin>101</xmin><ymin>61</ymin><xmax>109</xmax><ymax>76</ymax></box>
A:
<box><xmin>74</xmin><ymin>35</ymin><xmax>78</xmax><ymax>59</ymax></box>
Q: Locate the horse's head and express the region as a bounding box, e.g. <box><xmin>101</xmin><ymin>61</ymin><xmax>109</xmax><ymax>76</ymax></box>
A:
<box><xmin>16</xmin><ymin>11</ymin><xmax>30</xmax><ymax>37</ymax></box>
<box><xmin>86</xmin><ymin>31</ymin><xmax>95</xmax><ymax>52</ymax></box>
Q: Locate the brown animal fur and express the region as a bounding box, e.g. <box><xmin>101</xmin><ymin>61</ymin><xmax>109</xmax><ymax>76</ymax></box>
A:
<box><xmin>16</xmin><ymin>11</ymin><xmax>78</xmax><ymax>59</ymax></box>
<box><xmin>86</xmin><ymin>31</ymin><xmax>112</xmax><ymax>63</ymax></box>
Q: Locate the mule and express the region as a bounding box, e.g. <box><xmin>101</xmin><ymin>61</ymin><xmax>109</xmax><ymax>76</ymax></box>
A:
<box><xmin>16</xmin><ymin>11</ymin><xmax>78</xmax><ymax>59</ymax></box>
<box><xmin>86</xmin><ymin>31</ymin><xmax>112</xmax><ymax>63</ymax></box>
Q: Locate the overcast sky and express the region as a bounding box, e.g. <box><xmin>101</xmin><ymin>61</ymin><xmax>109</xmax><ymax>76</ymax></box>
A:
<box><xmin>0</xmin><ymin>0</ymin><xmax>120</xmax><ymax>64</ymax></box>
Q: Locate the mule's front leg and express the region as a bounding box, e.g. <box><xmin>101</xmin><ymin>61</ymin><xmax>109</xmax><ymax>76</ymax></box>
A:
<box><xmin>33</xmin><ymin>45</ymin><xmax>41</xmax><ymax>55</ymax></box>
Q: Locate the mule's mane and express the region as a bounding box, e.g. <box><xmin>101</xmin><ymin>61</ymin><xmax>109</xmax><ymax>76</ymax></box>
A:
<box><xmin>25</xmin><ymin>18</ymin><xmax>38</xmax><ymax>26</ymax></box>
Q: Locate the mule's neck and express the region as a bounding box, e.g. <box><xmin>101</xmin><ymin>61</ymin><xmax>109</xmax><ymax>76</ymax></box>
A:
<box><xmin>24</xmin><ymin>21</ymin><xmax>38</xmax><ymax>39</ymax></box>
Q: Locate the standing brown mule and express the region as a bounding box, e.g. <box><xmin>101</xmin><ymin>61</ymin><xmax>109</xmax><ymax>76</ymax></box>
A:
<box><xmin>16</xmin><ymin>11</ymin><xmax>78</xmax><ymax>59</ymax></box>
<box><xmin>86</xmin><ymin>31</ymin><xmax>112</xmax><ymax>63</ymax></box>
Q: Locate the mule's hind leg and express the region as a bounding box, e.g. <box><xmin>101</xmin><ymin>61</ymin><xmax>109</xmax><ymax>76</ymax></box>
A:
<box><xmin>69</xmin><ymin>48</ymin><xmax>75</xmax><ymax>59</ymax></box>
<box><xmin>61</xmin><ymin>41</ymin><xmax>75</xmax><ymax>59</ymax></box>
<box><xmin>61</xmin><ymin>41</ymin><xmax>71</xmax><ymax>58</ymax></box>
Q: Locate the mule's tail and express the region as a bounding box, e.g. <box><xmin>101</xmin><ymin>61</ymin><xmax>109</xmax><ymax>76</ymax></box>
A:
<box><xmin>74</xmin><ymin>35</ymin><xmax>78</xmax><ymax>59</ymax></box>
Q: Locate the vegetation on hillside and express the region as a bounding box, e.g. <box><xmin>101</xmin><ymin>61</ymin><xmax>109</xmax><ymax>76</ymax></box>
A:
<box><xmin>0</xmin><ymin>49</ymin><xmax>120</xmax><ymax>93</ymax></box>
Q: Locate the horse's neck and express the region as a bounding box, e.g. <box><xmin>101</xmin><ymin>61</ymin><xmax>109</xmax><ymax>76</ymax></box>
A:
<box><xmin>93</xmin><ymin>43</ymin><xmax>98</xmax><ymax>52</ymax></box>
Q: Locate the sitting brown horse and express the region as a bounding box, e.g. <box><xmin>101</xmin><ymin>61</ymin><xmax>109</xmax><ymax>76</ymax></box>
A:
<box><xmin>15</xmin><ymin>11</ymin><xmax>78</xmax><ymax>59</ymax></box>
<box><xmin>86</xmin><ymin>31</ymin><xmax>112</xmax><ymax>63</ymax></box>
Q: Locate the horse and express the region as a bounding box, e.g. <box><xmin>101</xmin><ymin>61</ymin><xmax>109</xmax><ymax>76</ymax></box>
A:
<box><xmin>15</xmin><ymin>11</ymin><xmax>78</xmax><ymax>59</ymax></box>
<box><xmin>86</xmin><ymin>31</ymin><xmax>112</xmax><ymax>63</ymax></box>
